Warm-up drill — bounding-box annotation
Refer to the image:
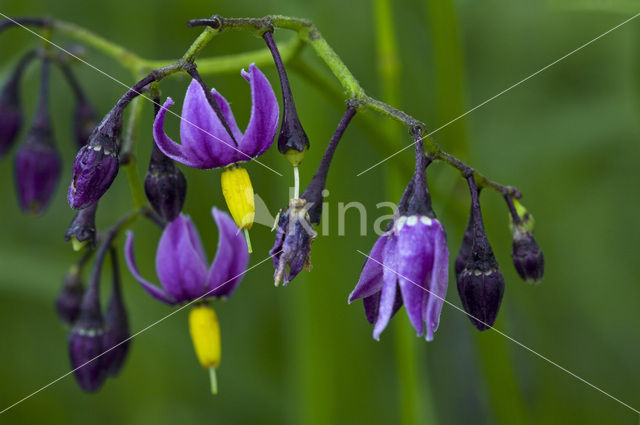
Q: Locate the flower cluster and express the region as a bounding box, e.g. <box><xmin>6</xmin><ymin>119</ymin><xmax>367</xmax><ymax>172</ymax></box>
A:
<box><xmin>0</xmin><ymin>14</ymin><xmax>545</xmax><ymax>396</ymax></box>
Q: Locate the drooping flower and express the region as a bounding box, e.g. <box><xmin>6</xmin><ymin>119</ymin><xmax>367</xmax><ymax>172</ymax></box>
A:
<box><xmin>507</xmin><ymin>198</ymin><xmax>544</xmax><ymax>283</ymax></box>
<box><xmin>349</xmin><ymin>129</ymin><xmax>450</xmax><ymax>341</ymax></box>
<box><xmin>455</xmin><ymin>177</ymin><xmax>505</xmax><ymax>331</ymax></box>
<box><xmin>145</xmin><ymin>139</ymin><xmax>186</xmax><ymax>223</ymax></box>
<box><xmin>14</xmin><ymin>57</ymin><xmax>61</xmax><ymax>215</ymax></box>
<box><xmin>124</xmin><ymin>208</ymin><xmax>248</xmax><ymax>393</ymax></box>
<box><xmin>152</xmin><ymin>64</ymin><xmax>279</xmax><ymax>248</ymax></box>
<box><xmin>263</xmin><ymin>31</ymin><xmax>309</xmax><ymax>166</ymax></box>
<box><xmin>349</xmin><ymin>213</ymin><xmax>449</xmax><ymax>341</ymax></box>
<box><xmin>56</xmin><ymin>269</ymin><xmax>85</xmax><ymax>326</ymax></box>
<box><xmin>65</xmin><ymin>202</ymin><xmax>98</xmax><ymax>250</ymax></box>
<box><xmin>270</xmin><ymin>198</ymin><xmax>317</xmax><ymax>286</ymax></box>
<box><xmin>124</xmin><ymin>209</ymin><xmax>248</xmax><ymax>304</ymax></box>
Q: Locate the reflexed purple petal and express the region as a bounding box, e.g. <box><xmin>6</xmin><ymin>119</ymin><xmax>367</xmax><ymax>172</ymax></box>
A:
<box><xmin>179</xmin><ymin>80</ymin><xmax>238</xmax><ymax>167</ymax></box>
<box><xmin>156</xmin><ymin>215</ymin><xmax>209</xmax><ymax>300</ymax></box>
<box><xmin>373</xmin><ymin>236</ymin><xmax>398</xmax><ymax>340</ymax></box>
<box><xmin>238</xmin><ymin>64</ymin><xmax>279</xmax><ymax>159</ymax></box>
<box><xmin>424</xmin><ymin>220</ymin><xmax>449</xmax><ymax>341</ymax></box>
<box><xmin>124</xmin><ymin>231</ymin><xmax>176</xmax><ymax>305</ymax></box>
<box><xmin>207</xmin><ymin>208</ymin><xmax>249</xmax><ymax>297</ymax></box>
<box><xmin>396</xmin><ymin>216</ymin><xmax>434</xmax><ymax>336</ymax></box>
<box><xmin>211</xmin><ymin>90</ymin><xmax>243</xmax><ymax>142</ymax></box>
<box><xmin>153</xmin><ymin>97</ymin><xmax>202</xmax><ymax>168</ymax></box>
<box><xmin>349</xmin><ymin>235</ymin><xmax>387</xmax><ymax>303</ymax></box>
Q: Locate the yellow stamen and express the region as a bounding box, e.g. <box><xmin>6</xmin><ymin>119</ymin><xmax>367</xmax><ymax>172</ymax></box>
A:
<box><xmin>189</xmin><ymin>304</ymin><xmax>221</xmax><ymax>394</ymax></box>
<box><xmin>221</xmin><ymin>165</ymin><xmax>255</xmax><ymax>253</ymax></box>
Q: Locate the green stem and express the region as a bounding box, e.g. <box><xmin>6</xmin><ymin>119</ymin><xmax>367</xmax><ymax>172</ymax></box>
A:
<box><xmin>5</xmin><ymin>14</ymin><xmax>520</xmax><ymax>200</ymax></box>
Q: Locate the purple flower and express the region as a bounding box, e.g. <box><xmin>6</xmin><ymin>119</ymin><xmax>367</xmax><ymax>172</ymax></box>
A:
<box><xmin>125</xmin><ymin>209</ymin><xmax>248</xmax><ymax>305</ymax></box>
<box><xmin>14</xmin><ymin>137</ymin><xmax>61</xmax><ymax>215</ymax></box>
<box><xmin>153</xmin><ymin>63</ymin><xmax>279</xmax><ymax>169</ymax></box>
<box><xmin>349</xmin><ymin>214</ymin><xmax>449</xmax><ymax>341</ymax></box>
<box><xmin>270</xmin><ymin>198</ymin><xmax>317</xmax><ymax>286</ymax></box>
<box><xmin>67</xmin><ymin>133</ymin><xmax>119</xmax><ymax>209</ymax></box>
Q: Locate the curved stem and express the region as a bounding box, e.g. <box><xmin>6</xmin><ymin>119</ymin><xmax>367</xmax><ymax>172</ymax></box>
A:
<box><xmin>1</xmin><ymin>14</ymin><xmax>519</xmax><ymax>199</ymax></box>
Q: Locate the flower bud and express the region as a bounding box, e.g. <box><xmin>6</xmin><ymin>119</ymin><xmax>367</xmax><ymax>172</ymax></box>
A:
<box><xmin>144</xmin><ymin>145</ymin><xmax>186</xmax><ymax>222</ymax></box>
<box><xmin>68</xmin><ymin>293</ymin><xmax>107</xmax><ymax>392</ymax></box>
<box><xmin>14</xmin><ymin>58</ymin><xmax>61</xmax><ymax>215</ymax></box>
<box><xmin>263</xmin><ymin>31</ymin><xmax>309</xmax><ymax>166</ymax></box>
<box><xmin>0</xmin><ymin>50</ymin><xmax>36</xmax><ymax>157</ymax></box>
<box><xmin>56</xmin><ymin>270</ymin><xmax>85</xmax><ymax>326</ymax></box>
<box><xmin>64</xmin><ymin>202</ymin><xmax>98</xmax><ymax>250</ymax></box>
<box><xmin>512</xmin><ymin>226</ymin><xmax>544</xmax><ymax>283</ymax></box>
<box><xmin>102</xmin><ymin>252</ymin><xmax>130</xmax><ymax>377</ymax></box>
<box><xmin>506</xmin><ymin>198</ymin><xmax>544</xmax><ymax>283</ymax></box>
<box><xmin>270</xmin><ymin>198</ymin><xmax>317</xmax><ymax>286</ymax></box>
<box><xmin>14</xmin><ymin>139</ymin><xmax>61</xmax><ymax>214</ymax></box>
<box><xmin>189</xmin><ymin>303</ymin><xmax>221</xmax><ymax>394</ymax></box>
<box><xmin>456</xmin><ymin>177</ymin><xmax>504</xmax><ymax>331</ymax></box>
<box><xmin>68</xmin><ymin>126</ymin><xmax>120</xmax><ymax>209</ymax></box>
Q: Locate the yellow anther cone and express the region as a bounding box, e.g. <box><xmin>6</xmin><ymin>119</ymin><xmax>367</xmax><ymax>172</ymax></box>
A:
<box><xmin>221</xmin><ymin>165</ymin><xmax>255</xmax><ymax>252</ymax></box>
<box><xmin>189</xmin><ymin>304</ymin><xmax>221</xmax><ymax>394</ymax></box>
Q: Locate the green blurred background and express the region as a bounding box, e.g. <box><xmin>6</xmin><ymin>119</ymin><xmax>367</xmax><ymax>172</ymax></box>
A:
<box><xmin>0</xmin><ymin>0</ymin><xmax>639</xmax><ymax>424</ymax></box>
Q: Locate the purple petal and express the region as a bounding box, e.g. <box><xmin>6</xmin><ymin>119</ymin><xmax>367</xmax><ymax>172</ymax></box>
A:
<box><xmin>156</xmin><ymin>215</ymin><xmax>209</xmax><ymax>301</ymax></box>
<box><xmin>124</xmin><ymin>231</ymin><xmax>176</xmax><ymax>305</ymax></box>
<box><xmin>211</xmin><ymin>90</ymin><xmax>243</xmax><ymax>142</ymax></box>
<box><xmin>206</xmin><ymin>208</ymin><xmax>249</xmax><ymax>297</ymax></box>
<box><xmin>349</xmin><ymin>235</ymin><xmax>387</xmax><ymax>303</ymax></box>
<box><xmin>363</xmin><ymin>293</ymin><xmax>380</xmax><ymax>324</ymax></box>
<box><xmin>153</xmin><ymin>98</ymin><xmax>202</xmax><ymax>168</ymax></box>
<box><xmin>238</xmin><ymin>64</ymin><xmax>279</xmax><ymax>159</ymax></box>
<box><xmin>373</xmin><ymin>236</ymin><xmax>398</xmax><ymax>341</ymax></box>
<box><xmin>424</xmin><ymin>220</ymin><xmax>449</xmax><ymax>341</ymax></box>
<box><xmin>179</xmin><ymin>80</ymin><xmax>238</xmax><ymax>167</ymax></box>
<box><xmin>396</xmin><ymin>216</ymin><xmax>435</xmax><ymax>336</ymax></box>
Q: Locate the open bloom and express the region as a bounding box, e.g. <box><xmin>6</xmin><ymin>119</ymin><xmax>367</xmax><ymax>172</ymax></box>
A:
<box><xmin>349</xmin><ymin>215</ymin><xmax>449</xmax><ymax>341</ymax></box>
<box><xmin>153</xmin><ymin>63</ymin><xmax>278</xmax><ymax>169</ymax></box>
<box><xmin>152</xmin><ymin>63</ymin><xmax>278</xmax><ymax>245</ymax></box>
<box><xmin>125</xmin><ymin>209</ymin><xmax>248</xmax><ymax>304</ymax></box>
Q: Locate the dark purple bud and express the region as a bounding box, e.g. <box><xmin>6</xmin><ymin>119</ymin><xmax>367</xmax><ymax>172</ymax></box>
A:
<box><xmin>512</xmin><ymin>227</ymin><xmax>544</xmax><ymax>283</ymax></box>
<box><xmin>67</xmin><ymin>120</ymin><xmax>120</xmax><ymax>209</ymax></box>
<box><xmin>263</xmin><ymin>31</ymin><xmax>309</xmax><ymax>165</ymax></box>
<box><xmin>0</xmin><ymin>50</ymin><xmax>36</xmax><ymax>157</ymax></box>
<box><xmin>14</xmin><ymin>57</ymin><xmax>61</xmax><ymax>215</ymax></box>
<box><xmin>64</xmin><ymin>202</ymin><xmax>98</xmax><ymax>249</ymax></box>
<box><xmin>505</xmin><ymin>196</ymin><xmax>544</xmax><ymax>283</ymax></box>
<box><xmin>456</xmin><ymin>177</ymin><xmax>504</xmax><ymax>331</ymax></box>
<box><xmin>301</xmin><ymin>107</ymin><xmax>355</xmax><ymax>224</ymax></box>
<box><xmin>102</xmin><ymin>250</ymin><xmax>130</xmax><ymax>377</ymax></box>
<box><xmin>68</xmin><ymin>72</ymin><xmax>159</xmax><ymax>210</ymax></box>
<box><xmin>68</xmin><ymin>288</ymin><xmax>107</xmax><ymax>392</ymax></box>
<box><xmin>144</xmin><ymin>101</ymin><xmax>186</xmax><ymax>222</ymax></box>
<box><xmin>56</xmin><ymin>270</ymin><xmax>85</xmax><ymax>326</ymax></box>
<box><xmin>270</xmin><ymin>198</ymin><xmax>317</xmax><ymax>286</ymax></box>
